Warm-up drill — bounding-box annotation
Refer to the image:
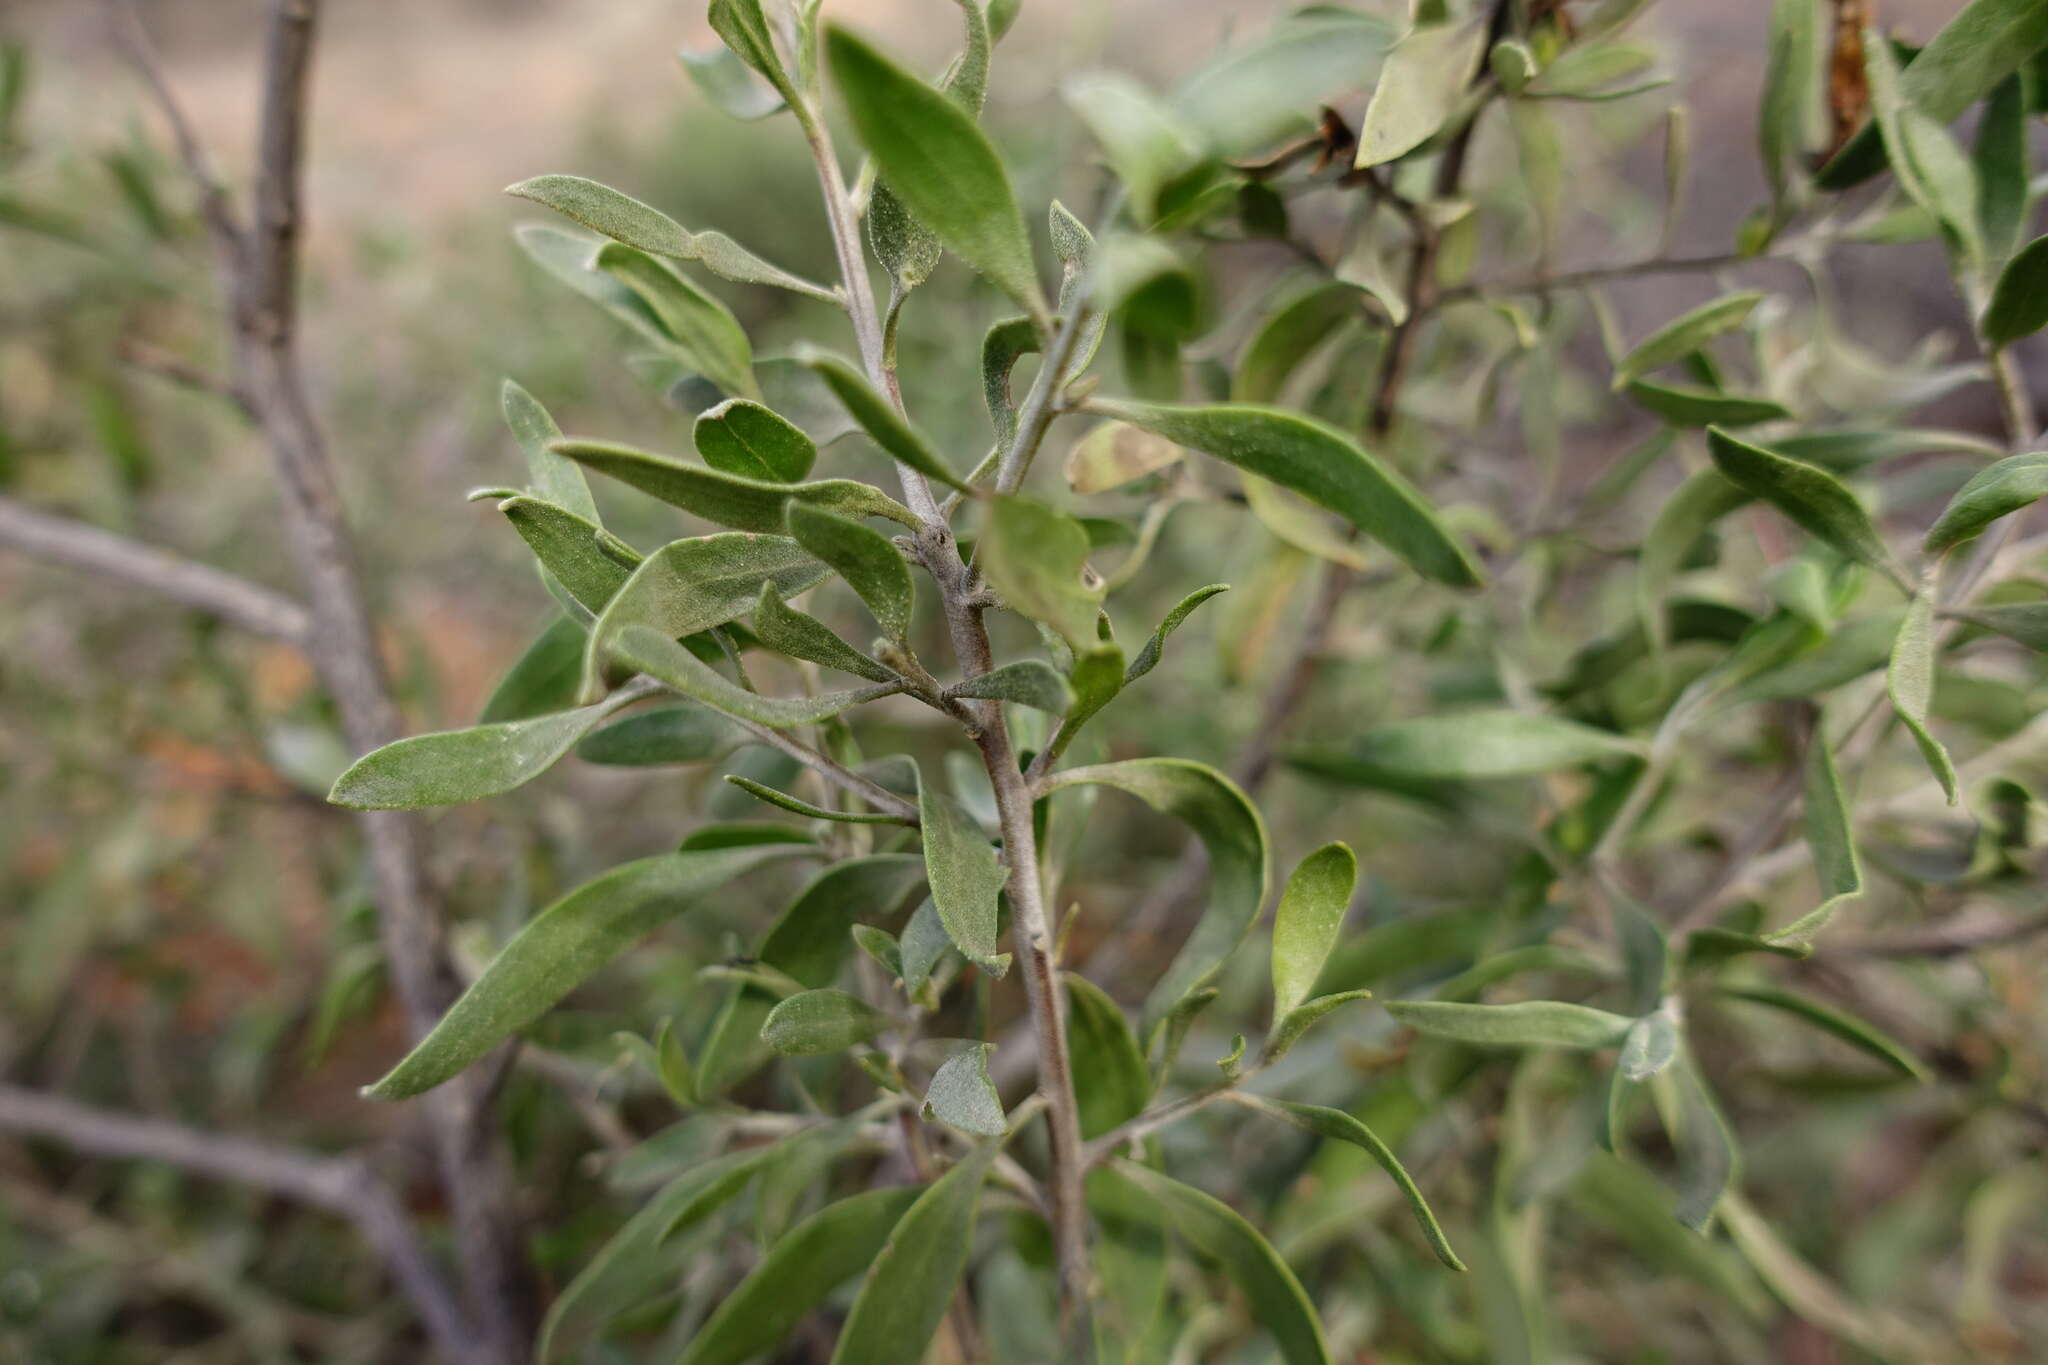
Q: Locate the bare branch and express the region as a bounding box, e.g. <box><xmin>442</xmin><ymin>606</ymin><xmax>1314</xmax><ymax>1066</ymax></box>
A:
<box><xmin>0</xmin><ymin>496</ymin><xmax>311</xmax><ymax>646</ymax></box>
<box><xmin>719</xmin><ymin>709</ymin><xmax>922</xmax><ymax>822</ymax></box>
<box><xmin>117</xmin><ymin>335</ymin><xmax>254</xmax><ymax>416</ymax></box>
<box><xmin>105</xmin><ymin>0</ymin><xmax>245</xmax><ymax>273</ymax></box>
<box><xmin>0</xmin><ymin>1084</ymin><xmax>485</xmax><ymax>1365</ymax></box>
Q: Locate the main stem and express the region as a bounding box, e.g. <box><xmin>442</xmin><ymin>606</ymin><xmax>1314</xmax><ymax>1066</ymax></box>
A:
<box><xmin>801</xmin><ymin>90</ymin><xmax>1094</xmax><ymax>1331</ymax></box>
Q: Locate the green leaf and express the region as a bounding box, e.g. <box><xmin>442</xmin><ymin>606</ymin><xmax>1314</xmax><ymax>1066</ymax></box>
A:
<box><xmin>1524</xmin><ymin>41</ymin><xmax>1664</xmax><ymax>99</ymax></box>
<box><xmin>1959</xmin><ymin>602</ymin><xmax>2048</xmax><ymax>651</ymax></box>
<box><xmin>1064</xmin><ymin>419</ymin><xmax>1186</xmax><ymax>494</ymax></box>
<box><xmin>612</xmin><ymin>625</ymin><xmax>900</xmax><ymax>728</ymax></box>
<box><xmin>1658</xmin><ymin>1054</ymin><xmax>1738</xmax><ymax>1231</ymax></box>
<box><xmin>724</xmin><ymin>774</ymin><xmax>911</xmax><ymax>825</ymax></box>
<box><xmin>1270</xmin><ymin>842</ymin><xmax>1356</xmax><ymax>1022</ymax></box>
<box><xmin>1618</xmin><ymin>1011</ymin><xmax>1680</xmax><ymax>1082</ymax></box>
<box><xmin>1125</xmin><ymin>583</ymin><xmax>1227</xmax><ymax>684</ymax></box>
<box><xmin>1625</xmin><ymin>379</ymin><xmax>1789</xmax><ymax>429</ymax></box>
<box><xmin>695</xmin><ymin>399</ymin><xmax>816</xmax><ymax>484</ymax></box>
<box><xmin>576</xmin><ymin>703</ymin><xmax>746</xmax><ymax>767</ymax></box>
<box><xmin>917</xmin><ymin>760</ymin><xmax>1009</xmax><ymax>973</ymax></box>
<box><xmin>507</xmin><ymin>173</ymin><xmax>833</xmax><ymax>301</ymax></box>
<box><xmin>678</xmin><ymin>43</ymin><xmax>786</xmax><ymax>121</ymax></box>
<box><xmin>1717</xmin><ymin>985</ymin><xmax>1928</xmax><ymax>1081</ymax></box>
<box><xmin>1611</xmin><ymin>293</ymin><xmax>1762</xmax><ymax>389</ymax></box>
<box><xmin>1233</xmin><ymin>281</ymin><xmax>1361</xmax><ymax>406</ymax></box>
<box><xmin>594</xmin><ymin>243</ymin><xmax>758</xmax><ymax>399</ymax></box>
<box><xmin>501</xmin><ymin>379</ymin><xmax>597</xmax><ymax>521</ymax></box>
<box><xmin>1305</xmin><ymin>711</ymin><xmax>1639</xmax><ymax>782</ymax></box>
<box><xmin>1982</xmin><ymin>233</ymin><xmax>2048</xmax><ymax>348</ymax></box>
<box><xmin>1863</xmin><ymin>34</ymin><xmax>1984</xmax><ymax>267</ymax></box>
<box><xmin>978</xmin><ymin>494</ymin><xmax>1105</xmax><ymax>651</ymax></box>
<box><xmin>1757</xmin><ymin>0</ymin><xmax>1819</xmax><ymax>212</ymax></box>
<box><xmin>365</xmin><ymin>842</ymin><xmax>805</xmax><ymax>1099</ymax></box>
<box><xmin>1173</xmin><ymin>9</ymin><xmax>1394</xmax><ymax>157</ymax></box>
<box><xmin>753</xmin><ymin>581</ymin><xmax>896</xmax><ymax>682</ymax></box>
<box><xmin>516</xmin><ymin>224</ymin><xmax>671</xmax><ymax>344</ymax></box>
<box><xmin>869</xmin><ymin>180</ymin><xmax>942</xmax><ymax>298</ymax></box>
<box><xmin>796</xmin><ymin>347</ymin><xmax>969</xmax><ymax>491</ymax></box>
<box><xmin>1354</xmin><ymin>17</ymin><xmax>1488</xmax><ymax>169</ymax></box>
<box><xmin>826</xmin><ymin>25</ymin><xmax>1045</xmax><ymax>317</ymax></box>
<box><xmin>1063</xmin><ymin>71</ymin><xmax>1205</xmax><ymax>222</ymax></box>
<box><xmin>1925</xmin><ymin>452</ymin><xmax>2048</xmax><ymax>554</ymax></box>
<box><xmin>1106</xmin><ymin>1161</ymin><xmax>1331</xmax><ymax>1365</ymax></box>
<box><xmin>707</xmin><ymin>0</ymin><xmax>801</xmax><ymax>106</ymax></box>
<box><xmin>538</xmin><ymin>1147</ymin><xmax>764</xmax><ymax>1363</ymax></box>
<box><xmin>582</xmin><ymin>532</ymin><xmax>826</xmax><ymax>697</ymax></box>
<box><xmin>1387</xmin><ymin>999</ymin><xmax>1633</xmax><ymax>1050</ymax></box>
<box><xmin>1683</xmin><ymin>928</ymin><xmax>1812</xmax><ymax>969</ymax></box>
<box><xmin>1707</xmin><ymin>427</ymin><xmax>1898</xmax><ymax>577</ymax></box>
<box><xmin>829</xmin><ymin>1143</ymin><xmax>999</xmax><ymax>1365</ymax></box>
<box><xmin>1093</xmin><ymin>399</ymin><xmax>1479</xmax><ymax>586</ymax></box>
<box><xmin>1046</xmin><ymin>759</ymin><xmax>1269</xmax><ymax>1032</ymax></box>
<box><xmin>923</xmin><ymin>1042</ymin><xmax>1007</xmax><ymax>1136</ymax></box>
<box><xmin>1264</xmin><ymin>989</ymin><xmax>1373</xmax><ymax>1063</ymax></box>
<box><xmin>1887</xmin><ymin>591</ymin><xmax>1960</xmax><ymax>805</ymax></box>
<box><xmin>949</xmin><ymin>659</ymin><xmax>1074</xmax><ymax>714</ymax></box>
<box><xmin>1066</xmin><ymin>975</ymin><xmax>1150</xmax><ymax>1139</ymax></box>
<box><xmin>1231</xmin><ymin>1094</ymin><xmax>1464</xmax><ymax>1272</ymax></box>
<box><xmin>785</xmin><ymin>502</ymin><xmax>915</xmax><ymax>642</ymax></box>
<box><xmin>330</xmin><ymin>689</ymin><xmax>644</xmax><ymax>810</ymax></box>
<box><xmin>555</xmin><ymin>436</ymin><xmax>915</xmax><ymax>532</ymax></box>
<box><xmin>495</xmin><ymin>495</ymin><xmax>637</xmax><ymax>614</ymax></box>
<box><xmin>982</xmin><ymin>314</ymin><xmax>1041</xmax><ymax>450</ymax></box>
<box><xmin>760</xmin><ymin>988</ymin><xmax>888</xmax><ymax>1055</ymax></box>
<box><xmin>1767</xmin><ymin>724</ymin><xmax>1866</xmax><ymax>944</ymax></box>
<box><xmin>676</xmin><ymin>1187</ymin><xmax>919</xmax><ymax>1365</ymax></box>
<box><xmin>479</xmin><ymin>614</ymin><xmax>586</xmax><ymax>724</ymax></box>
<box><xmin>1043</xmin><ymin>584</ymin><xmax>1225</xmax><ymax>767</ymax></box>
<box><xmin>1973</xmin><ymin>76</ymin><xmax>2029</xmax><ymax>267</ymax></box>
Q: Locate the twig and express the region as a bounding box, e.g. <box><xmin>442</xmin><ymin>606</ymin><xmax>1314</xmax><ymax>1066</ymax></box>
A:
<box><xmin>1435</xmin><ymin>251</ymin><xmax>1766</xmax><ymax>306</ymax></box>
<box><xmin>1829</xmin><ymin>908</ymin><xmax>2048</xmax><ymax>958</ymax></box>
<box><xmin>1081</xmin><ymin>1083</ymin><xmax>1239</xmax><ymax>1166</ymax></box>
<box><xmin>0</xmin><ymin>496</ymin><xmax>312</xmax><ymax>647</ymax></box>
<box><xmin>0</xmin><ymin>1084</ymin><xmax>484</xmax><ymax>1365</ymax></box>
<box><xmin>719</xmin><ymin>708</ymin><xmax>921</xmax><ymax>822</ymax></box>
<box><xmin>117</xmin><ymin>336</ymin><xmax>255</xmax><ymax>416</ymax></box>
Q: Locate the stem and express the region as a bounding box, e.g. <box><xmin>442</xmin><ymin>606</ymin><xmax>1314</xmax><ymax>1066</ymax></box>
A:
<box><xmin>1435</xmin><ymin>251</ymin><xmax>1770</xmax><ymax>306</ymax></box>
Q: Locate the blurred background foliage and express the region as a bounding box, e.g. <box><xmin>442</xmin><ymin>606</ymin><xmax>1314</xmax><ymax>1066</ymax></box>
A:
<box><xmin>0</xmin><ymin>0</ymin><xmax>2044</xmax><ymax>1361</ymax></box>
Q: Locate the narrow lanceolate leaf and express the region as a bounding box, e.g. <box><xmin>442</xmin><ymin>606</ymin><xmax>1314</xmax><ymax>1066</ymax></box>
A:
<box><xmin>1974</xmin><ymin>76</ymin><xmax>2028</xmax><ymax>267</ymax></box>
<box><xmin>1062</xmin><ymin>71</ymin><xmax>1205</xmax><ymax>221</ymax></box>
<box><xmin>1982</xmin><ymin>235</ymin><xmax>2048</xmax><ymax>347</ymax></box>
<box><xmin>1960</xmin><ymin>602</ymin><xmax>2048</xmax><ymax>652</ymax></box>
<box><xmin>707</xmin><ymin>0</ymin><xmax>801</xmax><ymax>106</ymax></box>
<box><xmin>1065</xmin><ymin>975</ymin><xmax>1150</xmax><ymax>1140</ymax></box>
<box><xmin>1768</xmin><ymin>726</ymin><xmax>1863</xmax><ymax>944</ymax></box>
<box><xmin>1707</xmin><ymin>427</ymin><xmax>1898</xmax><ymax>577</ymax></box>
<box><xmin>612</xmin><ymin>625</ymin><xmax>901</xmax><ymax>728</ymax></box>
<box><xmin>1863</xmin><ymin>35</ymin><xmax>1984</xmax><ymax>267</ymax></box>
<box><xmin>1717</xmin><ymin>985</ymin><xmax>1929</xmax><ymax>1081</ymax></box>
<box><xmin>516</xmin><ymin>224</ymin><xmax>670</xmax><ymax>343</ymax></box>
<box><xmin>582</xmin><ymin>532</ymin><xmax>826</xmax><ymax>696</ymax></box>
<box><xmin>1107</xmin><ymin>1162</ymin><xmax>1332</xmax><ymax>1365</ymax></box>
<box><xmin>923</xmin><ymin>1043</ymin><xmax>1007</xmax><ymax>1136</ymax></box>
<box><xmin>1660</xmin><ymin>1054</ymin><xmax>1737</xmax><ymax>1231</ymax></box>
<box><xmin>826</xmin><ymin>25</ymin><xmax>1045</xmax><ymax>317</ymax></box>
<box><xmin>1887</xmin><ymin>592</ymin><xmax>1959</xmax><ymax>805</ymax></box>
<box><xmin>785</xmin><ymin>502</ymin><xmax>915</xmax><ymax>642</ymax></box>
<box><xmin>1611</xmin><ymin>293</ymin><xmax>1762</xmax><ymax>389</ymax></box>
<box><xmin>365</xmin><ymin>842</ymin><xmax>805</xmax><ymax>1099</ymax></box>
<box><xmin>1354</xmin><ymin>17</ymin><xmax>1488</xmax><ymax>168</ymax></box>
<box><xmin>695</xmin><ymin>398</ymin><xmax>816</xmax><ymax>483</ymax></box>
<box><xmin>496</xmin><ymin>496</ymin><xmax>637</xmax><ymax>613</ymax></box>
<box><xmin>554</xmin><ymin>437</ymin><xmax>917</xmax><ymax>531</ymax></box>
<box><xmin>830</xmin><ymin>1143</ymin><xmax>999</xmax><ymax>1365</ymax></box>
<box><xmin>1625</xmin><ymin>380</ymin><xmax>1789</xmax><ymax>429</ymax></box>
<box><xmin>1045</xmin><ymin>584</ymin><xmax>1226</xmax><ymax>766</ymax></box>
<box><xmin>1923</xmin><ymin>451</ymin><xmax>2048</xmax><ymax>554</ymax></box>
<box><xmin>760</xmin><ymin>989</ymin><xmax>888</xmax><ymax>1055</ymax></box>
<box><xmin>918</xmin><ymin>762</ymin><xmax>1009</xmax><ymax>973</ymax></box>
<box><xmin>502</xmin><ymin>379</ymin><xmax>597</xmax><ymax>521</ymax></box>
<box><xmin>1046</xmin><ymin>760</ymin><xmax>1269</xmax><ymax>1031</ymax></box>
<box><xmin>725</xmin><ymin>775</ymin><xmax>912</xmax><ymax>825</ymax></box>
<box><xmin>1088</xmin><ymin>399</ymin><xmax>1482</xmax><ymax>587</ymax></box>
<box><xmin>983</xmin><ymin>314</ymin><xmax>1041</xmax><ymax>449</ymax></box>
<box><xmin>506</xmin><ymin>173</ymin><xmax>834</xmax><ymax>301</ymax></box>
<box><xmin>1264</xmin><ymin>990</ymin><xmax>1372</xmax><ymax>1064</ymax></box>
<box><xmin>1387</xmin><ymin>999</ymin><xmax>1633</xmax><ymax>1050</ymax></box>
<box><xmin>1638</xmin><ymin>469</ymin><xmax>1753</xmax><ymax>650</ymax></box>
<box><xmin>1303</xmin><ymin>712</ymin><xmax>1639</xmax><ymax>783</ymax></box>
<box><xmin>595</xmin><ymin>243</ymin><xmax>759</xmax><ymax>400</ymax></box>
<box><xmin>1618</xmin><ymin>1012</ymin><xmax>1680</xmax><ymax>1082</ymax></box>
<box><xmin>949</xmin><ymin>660</ymin><xmax>1074</xmax><ymax>714</ymax></box>
<box><xmin>979</xmin><ymin>495</ymin><xmax>1105</xmax><ymax>651</ymax></box>
<box><xmin>1231</xmin><ymin>1095</ymin><xmax>1464</xmax><ymax>1272</ymax></box>
<box><xmin>675</xmin><ymin>1188</ymin><xmax>918</xmax><ymax>1365</ymax></box>
<box><xmin>1065</xmin><ymin>420</ymin><xmax>1186</xmax><ymax>494</ymax></box>
<box><xmin>753</xmin><ymin>581</ymin><xmax>896</xmax><ymax>683</ymax></box>
<box><xmin>576</xmin><ymin>704</ymin><xmax>747</xmax><ymax>767</ymax></box>
<box><xmin>539</xmin><ymin>1148</ymin><xmax>765</xmax><ymax>1363</ymax></box>
<box><xmin>330</xmin><ymin>689</ymin><xmax>643</xmax><ymax>809</ymax></box>
<box><xmin>1270</xmin><ymin>842</ymin><xmax>1357</xmax><ymax>1022</ymax></box>
<box><xmin>677</xmin><ymin>43</ymin><xmax>786</xmax><ymax>122</ymax></box>
<box><xmin>796</xmin><ymin>347</ymin><xmax>969</xmax><ymax>490</ymax></box>
<box><xmin>480</xmin><ymin>615</ymin><xmax>586</xmax><ymax>723</ymax></box>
